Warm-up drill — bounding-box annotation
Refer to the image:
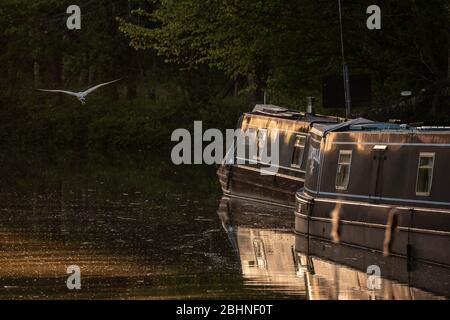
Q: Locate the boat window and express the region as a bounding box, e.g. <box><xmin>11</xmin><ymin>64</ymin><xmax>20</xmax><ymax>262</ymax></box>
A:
<box><xmin>416</xmin><ymin>153</ymin><xmax>435</xmax><ymax>196</ymax></box>
<box><xmin>255</xmin><ymin>129</ymin><xmax>268</xmax><ymax>161</ymax></box>
<box><xmin>335</xmin><ymin>150</ymin><xmax>352</xmax><ymax>190</ymax></box>
<box><xmin>291</xmin><ymin>135</ymin><xmax>307</xmax><ymax>168</ymax></box>
<box><xmin>253</xmin><ymin>239</ymin><xmax>267</xmax><ymax>269</ymax></box>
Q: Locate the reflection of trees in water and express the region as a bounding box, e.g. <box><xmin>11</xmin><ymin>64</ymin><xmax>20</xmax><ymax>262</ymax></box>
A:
<box><xmin>0</xmin><ymin>150</ymin><xmax>219</xmax><ymax>237</ymax></box>
<box><xmin>0</xmin><ymin>150</ymin><xmax>234</xmax><ymax>299</ymax></box>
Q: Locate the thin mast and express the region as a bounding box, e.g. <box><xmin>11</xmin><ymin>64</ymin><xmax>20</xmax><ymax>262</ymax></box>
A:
<box><xmin>338</xmin><ymin>0</ymin><xmax>352</xmax><ymax>119</ymax></box>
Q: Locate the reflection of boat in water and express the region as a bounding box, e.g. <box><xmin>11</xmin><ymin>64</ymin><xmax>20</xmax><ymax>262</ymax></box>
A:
<box><xmin>217</xmin><ymin>104</ymin><xmax>340</xmax><ymax>208</ymax></box>
<box><xmin>218</xmin><ymin>196</ymin><xmax>448</xmax><ymax>299</ymax></box>
<box><xmin>295</xmin><ymin>234</ymin><xmax>449</xmax><ymax>299</ymax></box>
<box><xmin>296</xmin><ymin>119</ymin><xmax>450</xmax><ymax>267</ymax></box>
<box><xmin>218</xmin><ymin>196</ymin><xmax>306</xmax><ymax>296</ymax></box>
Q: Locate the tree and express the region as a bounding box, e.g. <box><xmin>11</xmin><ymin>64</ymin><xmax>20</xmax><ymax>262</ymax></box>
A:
<box><xmin>121</xmin><ymin>0</ymin><xmax>450</xmax><ymax>115</ymax></box>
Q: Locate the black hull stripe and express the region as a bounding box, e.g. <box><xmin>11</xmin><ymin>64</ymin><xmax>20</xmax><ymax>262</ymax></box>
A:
<box><xmin>221</xmin><ymin>190</ymin><xmax>295</xmax><ymax>209</ymax></box>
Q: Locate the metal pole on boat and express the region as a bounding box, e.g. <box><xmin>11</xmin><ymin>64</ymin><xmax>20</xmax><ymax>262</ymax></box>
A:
<box><xmin>307</xmin><ymin>96</ymin><xmax>315</xmax><ymax>114</ymax></box>
<box><xmin>338</xmin><ymin>0</ymin><xmax>352</xmax><ymax>119</ymax></box>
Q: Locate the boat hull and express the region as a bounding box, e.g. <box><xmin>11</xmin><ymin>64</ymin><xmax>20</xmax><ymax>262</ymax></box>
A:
<box><xmin>217</xmin><ymin>164</ymin><xmax>302</xmax><ymax>208</ymax></box>
<box><xmin>295</xmin><ymin>190</ymin><xmax>450</xmax><ymax>267</ymax></box>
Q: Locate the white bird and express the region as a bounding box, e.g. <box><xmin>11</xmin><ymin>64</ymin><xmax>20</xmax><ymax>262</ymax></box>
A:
<box><xmin>36</xmin><ymin>79</ymin><xmax>122</xmax><ymax>105</ymax></box>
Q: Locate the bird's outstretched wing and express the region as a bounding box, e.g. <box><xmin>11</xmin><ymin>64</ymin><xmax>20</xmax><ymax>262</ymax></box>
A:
<box><xmin>36</xmin><ymin>89</ymin><xmax>79</xmax><ymax>97</ymax></box>
<box><xmin>83</xmin><ymin>79</ymin><xmax>122</xmax><ymax>96</ymax></box>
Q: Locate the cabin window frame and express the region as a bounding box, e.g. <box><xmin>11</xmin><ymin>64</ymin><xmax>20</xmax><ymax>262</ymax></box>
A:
<box><xmin>253</xmin><ymin>128</ymin><xmax>268</xmax><ymax>162</ymax></box>
<box><xmin>291</xmin><ymin>135</ymin><xmax>307</xmax><ymax>169</ymax></box>
<box><xmin>335</xmin><ymin>150</ymin><xmax>353</xmax><ymax>191</ymax></box>
<box><xmin>415</xmin><ymin>152</ymin><xmax>435</xmax><ymax>197</ymax></box>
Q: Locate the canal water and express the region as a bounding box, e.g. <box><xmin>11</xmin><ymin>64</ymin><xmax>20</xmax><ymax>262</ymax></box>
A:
<box><xmin>0</xmin><ymin>150</ymin><xmax>447</xmax><ymax>299</ymax></box>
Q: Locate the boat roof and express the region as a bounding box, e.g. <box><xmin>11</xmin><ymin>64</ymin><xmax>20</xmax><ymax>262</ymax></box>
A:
<box><xmin>310</xmin><ymin>118</ymin><xmax>374</xmax><ymax>136</ymax></box>
<box><xmin>248</xmin><ymin>104</ymin><xmax>341</xmax><ymax>123</ymax></box>
<box><xmin>311</xmin><ymin>118</ymin><xmax>450</xmax><ymax>137</ymax></box>
<box><xmin>247</xmin><ymin>105</ymin><xmax>450</xmax><ymax>136</ymax></box>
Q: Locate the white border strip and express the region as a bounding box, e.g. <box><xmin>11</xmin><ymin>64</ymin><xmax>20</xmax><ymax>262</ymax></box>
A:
<box><xmin>300</xmin><ymin>187</ymin><xmax>450</xmax><ymax>212</ymax></box>
<box><xmin>331</xmin><ymin>141</ymin><xmax>450</xmax><ymax>147</ymax></box>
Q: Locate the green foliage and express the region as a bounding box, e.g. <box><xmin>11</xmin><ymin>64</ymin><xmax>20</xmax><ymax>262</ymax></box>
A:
<box><xmin>0</xmin><ymin>0</ymin><xmax>449</xmax><ymax>150</ymax></box>
<box><xmin>121</xmin><ymin>0</ymin><xmax>450</xmax><ymax>113</ymax></box>
<box><xmin>0</xmin><ymin>0</ymin><xmax>248</xmax><ymax>149</ymax></box>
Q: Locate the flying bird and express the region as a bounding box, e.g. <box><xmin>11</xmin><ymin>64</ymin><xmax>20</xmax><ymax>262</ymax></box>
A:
<box><xmin>36</xmin><ymin>79</ymin><xmax>122</xmax><ymax>105</ymax></box>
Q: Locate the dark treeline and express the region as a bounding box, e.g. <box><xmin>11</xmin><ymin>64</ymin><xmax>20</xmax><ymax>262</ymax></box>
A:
<box><xmin>1</xmin><ymin>0</ymin><xmax>449</xmax><ymax>149</ymax></box>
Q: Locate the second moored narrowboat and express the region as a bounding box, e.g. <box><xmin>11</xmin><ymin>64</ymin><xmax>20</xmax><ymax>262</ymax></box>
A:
<box><xmin>217</xmin><ymin>104</ymin><xmax>341</xmax><ymax>208</ymax></box>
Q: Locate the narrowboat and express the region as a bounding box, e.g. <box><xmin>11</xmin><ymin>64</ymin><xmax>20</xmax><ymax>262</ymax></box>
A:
<box><xmin>295</xmin><ymin>118</ymin><xmax>450</xmax><ymax>267</ymax></box>
<box><xmin>295</xmin><ymin>234</ymin><xmax>449</xmax><ymax>299</ymax></box>
<box><xmin>217</xmin><ymin>104</ymin><xmax>341</xmax><ymax>208</ymax></box>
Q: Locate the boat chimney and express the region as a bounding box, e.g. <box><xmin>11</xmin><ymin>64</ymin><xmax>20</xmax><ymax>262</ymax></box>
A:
<box><xmin>307</xmin><ymin>96</ymin><xmax>315</xmax><ymax>114</ymax></box>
